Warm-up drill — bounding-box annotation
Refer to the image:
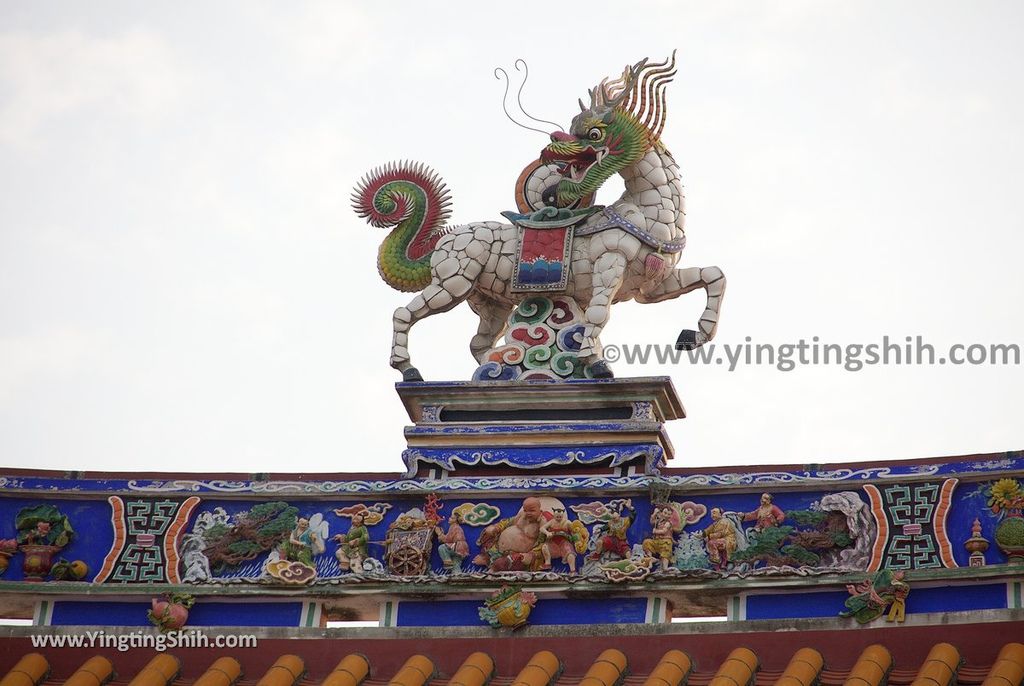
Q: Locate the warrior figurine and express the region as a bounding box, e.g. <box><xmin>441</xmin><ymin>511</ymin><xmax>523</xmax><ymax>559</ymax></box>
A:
<box><xmin>589</xmin><ymin>501</ymin><xmax>635</xmax><ymax>561</ymax></box>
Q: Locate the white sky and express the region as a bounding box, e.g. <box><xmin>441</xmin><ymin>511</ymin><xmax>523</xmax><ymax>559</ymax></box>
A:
<box><xmin>1</xmin><ymin>2</ymin><xmax>1021</xmax><ymax>475</ymax></box>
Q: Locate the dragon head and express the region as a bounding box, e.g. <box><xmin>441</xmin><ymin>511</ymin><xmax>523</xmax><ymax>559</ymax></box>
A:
<box><xmin>540</xmin><ymin>52</ymin><xmax>677</xmax><ymax>208</ymax></box>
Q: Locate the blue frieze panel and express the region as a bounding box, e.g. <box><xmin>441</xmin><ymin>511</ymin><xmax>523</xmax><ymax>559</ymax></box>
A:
<box><xmin>395</xmin><ymin>597</ymin><xmax>650</xmax><ymax>627</ymax></box>
<box><xmin>49</xmin><ymin>600</ymin><xmax>304</xmax><ymax>627</ymax></box>
<box><xmin>745</xmin><ymin>582</ymin><xmax>1010</xmax><ymax>620</ymax></box>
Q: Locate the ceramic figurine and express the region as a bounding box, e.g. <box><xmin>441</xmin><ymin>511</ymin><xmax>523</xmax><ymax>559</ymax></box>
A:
<box><xmin>352</xmin><ymin>52</ymin><xmax>725</xmax><ymax>381</ymax></box>
<box><xmin>435</xmin><ymin>512</ymin><xmax>469</xmax><ymax>571</ymax></box>
<box><xmin>642</xmin><ymin>504</ymin><xmax>681</xmax><ymax>571</ymax></box>
<box><xmin>265</xmin><ymin>513</ymin><xmax>328</xmax><ymax>584</ymax></box>
<box><xmin>840</xmin><ymin>569</ymin><xmax>910</xmax><ymax>624</ymax></box>
<box><xmin>474</xmin><ymin>497</ymin><xmax>545</xmax><ymax>572</ymax></box>
<box><xmin>540</xmin><ymin>506</ymin><xmax>588</xmax><ymax>574</ymax></box>
<box><xmin>886</xmin><ymin>574</ymin><xmax>911</xmax><ymax>622</ymax></box>
<box><xmin>334</xmin><ymin>512</ymin><xmax>370</xmax><ymax>573</ymax></box>
<box><xmin>743</xmin><ymin>493</ymin><xmax>786</xmax><ymax>532</ymax></box>
<box><xmin>701</xmin><ymin>507</ymin><xmax>740</xmax><ymax>571</ymax></box>
<box><xmin>588</xmin><ymin>501</ymin><xmax>635</xmax><ymax>562</ymax></box>
<box><xmin>279</xmin><ymin>516</ymin><xmax>327</xmax><ymax>568</ymax></box>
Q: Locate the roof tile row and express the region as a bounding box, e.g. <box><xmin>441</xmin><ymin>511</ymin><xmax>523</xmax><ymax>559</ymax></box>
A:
<box><xmin>2</xmin><ymin>643</ymin><xmax>1022</xmax><ymax>686</ymax></box>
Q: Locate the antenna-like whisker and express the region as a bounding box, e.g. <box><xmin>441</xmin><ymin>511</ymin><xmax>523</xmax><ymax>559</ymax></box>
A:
<box><xmin>494</xmin><ymin>66</ymin><xmax>551</xmax><ymax>136</ymax></box>
<box><xmin>514</xmin><ymin>60</ymin><xmax>564</xmax><ymax>133</ymax></box>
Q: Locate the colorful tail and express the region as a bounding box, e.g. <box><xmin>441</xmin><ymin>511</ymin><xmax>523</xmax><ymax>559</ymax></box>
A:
<box><xmin>351</xmin><ymin>161</ymin><xmax>452</xmax><ymax>292</ymax></box>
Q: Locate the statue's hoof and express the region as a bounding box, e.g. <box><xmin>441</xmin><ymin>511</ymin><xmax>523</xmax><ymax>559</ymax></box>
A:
<box><xmin>588</xmin><ymin>360</ymin><xmax>614</xmax><ymax>379</ymax></box>
<box><xmin>675</xmin><ymin>329</ymin><xmax>699</xmax><ymax>351</ymax></box>
<box><xmin>402</xmin><ymin>367</ymin><xmax>424</xmax><ymax>382</ymax></box>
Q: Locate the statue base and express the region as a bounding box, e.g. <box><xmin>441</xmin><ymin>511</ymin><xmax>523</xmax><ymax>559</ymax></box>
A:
<box><xmin>397</xmin><ymin>376</ymin><xmax>684</xmax><ymax>478</ymax></box>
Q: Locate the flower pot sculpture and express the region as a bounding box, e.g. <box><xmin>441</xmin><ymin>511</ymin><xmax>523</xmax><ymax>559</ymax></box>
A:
<box><xmin>996</xmin><ymin>515</ymin><xmax>1024</xmax><ymax>564</ymax></box>
<box><xmin>19</xmin><ymin>546</ymin><xmax>63</xmax><ymax>582</ymax></box>
<box><xmin>479</xmin><ymin>586</ymin><xmax>537</xmax><ymax>629</ymax></box>
<box><xmin>15</xmin><ymin>505</ymin><xmax>75</xmax><ymax>581</ymax></box>
<box><xmin>987</xmin><ymin>478</ymin><xmax>1024</xmax><ymax>564</ymax></box>
<box><xmin>0</xmin><ymin>539</ymin><xmax>16</xmax><ymax>576</ymax></box>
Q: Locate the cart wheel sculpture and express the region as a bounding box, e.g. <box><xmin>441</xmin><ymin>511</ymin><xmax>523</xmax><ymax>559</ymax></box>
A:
<box><xmin>388</xmin><ymin>545</ymin><xmax>426</xmax><ymax>576</ymax></box>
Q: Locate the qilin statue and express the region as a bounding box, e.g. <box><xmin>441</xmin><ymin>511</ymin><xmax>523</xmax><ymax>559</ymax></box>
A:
<box><xmin>352</xmin><ymin>53</ymin><xmax>725</xmax><ymax>380</ymax></box>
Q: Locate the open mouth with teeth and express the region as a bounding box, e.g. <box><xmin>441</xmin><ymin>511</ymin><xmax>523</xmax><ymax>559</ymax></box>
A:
<box><xmin>541</xmin><ymin>145</ymin><xmax>609</xmax><ymax>184</ymax></box>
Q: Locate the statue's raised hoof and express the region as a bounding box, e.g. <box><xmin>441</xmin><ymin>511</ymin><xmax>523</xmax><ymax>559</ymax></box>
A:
<box><xmin>402</xmin><ymin>367</ymin><xmax>424</xmax><ymax>382</ymax></box>
<box><xmin>675</xmin><ymin>329</ymin><xmax>699</xmax><ymax>351</ymax></box>
<box><xmin>588</xmin><ymin>360</ymin><xmax>614</xmax><ymax>379</ymax></box>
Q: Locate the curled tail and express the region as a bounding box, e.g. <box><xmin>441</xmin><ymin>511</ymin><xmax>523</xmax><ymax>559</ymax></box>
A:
<box><xmin>351</xmin><ymin>161</ymin><xmax>452</xmax><ymax>292</ymax></box>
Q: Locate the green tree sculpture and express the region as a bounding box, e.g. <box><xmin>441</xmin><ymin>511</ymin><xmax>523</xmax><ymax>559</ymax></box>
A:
<box><xmin>201</xmin><ymin>502</ymin><xmax>299</xmax><ymax>572</ymax></box>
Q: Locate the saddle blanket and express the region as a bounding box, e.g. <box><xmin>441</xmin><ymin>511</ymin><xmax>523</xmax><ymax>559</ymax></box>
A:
<box><xmin>512</xmin><ymin>225</ymin><xmax>573</xmax><ymax>291</ymax></box>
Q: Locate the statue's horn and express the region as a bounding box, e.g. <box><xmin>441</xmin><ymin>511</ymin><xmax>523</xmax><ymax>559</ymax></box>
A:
<box><xmin>591</xmin><ymin>78</ymin><xmax>609</xmax><ymax>109</ymax></box>
<box><xmin>578</xmin><ymin>98</ymin><xmax>587</xmax><ymax>112</ymax></box>
<box><xmin>606</xmin><ymin>58</ymin><xmax>648</xmax><ymax>109</ymax></box>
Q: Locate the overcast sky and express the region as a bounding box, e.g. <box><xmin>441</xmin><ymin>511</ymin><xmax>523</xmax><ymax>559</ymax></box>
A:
<box><xmin>1</xmin><ymin>2</ymin><xmax>1022</xmax><ymax>475</ymax></box>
